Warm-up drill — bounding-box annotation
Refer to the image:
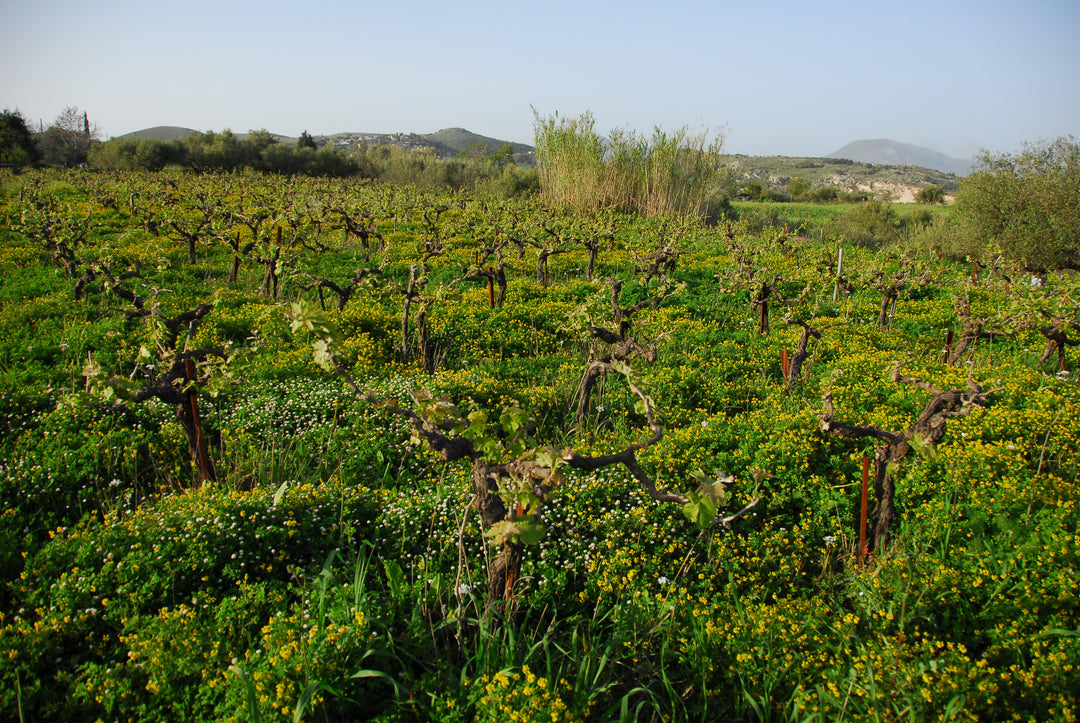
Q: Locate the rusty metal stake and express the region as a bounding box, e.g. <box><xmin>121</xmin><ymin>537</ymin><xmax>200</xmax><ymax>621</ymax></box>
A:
<box><xmin>858</xmin><ymin>455</ymin><xmax>869</xmax><ymax>566</ymax></box>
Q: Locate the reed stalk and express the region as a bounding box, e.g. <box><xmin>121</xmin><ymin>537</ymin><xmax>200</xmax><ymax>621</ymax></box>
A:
<box><xmin>533</xmin><ymin>109</ymin><xmax>729</xmax><ymax>221</ymax></box>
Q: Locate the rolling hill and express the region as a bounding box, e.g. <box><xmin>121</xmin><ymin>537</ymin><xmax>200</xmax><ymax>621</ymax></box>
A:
<box><xmin>120</xmin><ymin>126</ymin><xmax>198</xmax><ymax>141</ymax></box>
<box><xmin>723</xmin><ymin>153</ymin><xmax>962</xmax><ymax>202</ymax></box>
<box><xmin>422</xmin><ymin>127</ymin><xmax>533</xmax><ymax>156</ymax></box>
<box><xmin>114</xmin><ymin>126</ymin><xmax>965</xmax><ymax>198</ymax></box>
<box><xmin>119</xmin><ymin>126</ymin><xmax>536</xmax><ymax>163</ymax></box>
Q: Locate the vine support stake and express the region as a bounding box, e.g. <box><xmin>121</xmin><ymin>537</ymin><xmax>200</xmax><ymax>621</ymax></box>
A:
<box><xmin>185</xmin><ymin>357</ymin><xmax>216</xmax><ymax>485</ymax></box>
<box><xmin>858</xmin><ymin>454</ymin><xmax>869</xmax><ymax>566</ymax></box>
<box><xmin>833</xmin><ymin>247</ymin><xmax>844</xmax><ymax>302</ymax></box>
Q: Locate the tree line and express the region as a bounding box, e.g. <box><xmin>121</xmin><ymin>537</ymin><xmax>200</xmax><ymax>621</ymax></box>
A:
<box><xmin>3</xmin><ymin>106</ymin><xmax>1077</xmax><ymax>270</ymax></box>
<box><xmin>0</xmin><ymin>107</ymin><xmax>540</xmax><ymax>198</ymax></box>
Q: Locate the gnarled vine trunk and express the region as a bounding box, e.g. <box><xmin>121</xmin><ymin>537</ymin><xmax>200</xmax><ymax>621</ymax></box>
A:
<box><xmin>819</xmin><ymin>368</ymin><xmax>991</xmax><ymax>552</ymax></box>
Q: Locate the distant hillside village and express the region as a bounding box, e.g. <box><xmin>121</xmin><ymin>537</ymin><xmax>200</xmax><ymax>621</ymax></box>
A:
<box><xmin>317</xmin><ymin>128</ymin><xmax>537</xmax><ymax>165</ymax></box>
<box><xmin>324</xmin><ymin>132</ymin><xmax>428</xmax><ymax>151</ymax></box>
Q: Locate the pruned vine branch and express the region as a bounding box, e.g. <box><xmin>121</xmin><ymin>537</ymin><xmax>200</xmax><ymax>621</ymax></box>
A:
<box><xmin>818</xmin><ymin>366</ymin><xmax>992</xmax><ymax>551</ymax></box>
<box><xmin>322</xmin><ymin>342</ymin><xmax>688</xmax><ymax>602</ymax></box>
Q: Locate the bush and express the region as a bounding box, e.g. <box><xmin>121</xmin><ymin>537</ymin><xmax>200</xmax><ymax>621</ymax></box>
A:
<box><xmin>739</xmin><ymin>181</ymin><xmax>764</xmax><ymax>200</ymax></box>
<box><xmin>805</xmin><ymin>186</ymin><xmax>839</xmax><ymax>202</ymax></box>
<box><xmin>825</xmin><ymin>200</ymin><xmax>906</xmax><ymax>248</ymax></box>
<box><xmin>955</xmin><ymin>136</ymin><xmax>1080</xmax><ymax>270</ymax></box>
<box><xmin>785</xmin><ymin>176</ymin><xmax>810</xmax><ymax>199</ymax></box>
<box><xmin>0</xmin><ymin>109</ymin><xmax>40</xmax><ymax>165</ymax></box>
<box><xmin>915</xmin><ymin>184</ymin><xmax>945</xmax><ymax>205</ymax></box>
<box><xmin>475</xmin><ymin>163</ymin><xmax>540</xmax><ymax>199</ymax></box>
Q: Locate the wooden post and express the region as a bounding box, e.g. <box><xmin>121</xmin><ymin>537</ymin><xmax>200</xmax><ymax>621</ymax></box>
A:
<box><xmin>780</xmin><ymin>348</ymin><xmax>790</xmax><ymax>384</ymax></box>
<box><xmin>488</xmin><ymin>267</ymin><xmax>495</xmax><ymax>309</ymax></box>
<box><xmin>943</xmin><ymin>329</ymin><xmax>954</xmax><ymax>364</ymax></box>
<box><xmin>833</xmin><ymin>247</ymin><xmax>844</xmax><ymax>302</ymax></box>
<box><xmin>185</xmin><ymin>358</ymin><xmax>216</xmax><ymax>484</ymax></box>
<box><xmin>858</xmin><ymin>454</ymin><xmax>869</xmax><ymax>566</ymax></box>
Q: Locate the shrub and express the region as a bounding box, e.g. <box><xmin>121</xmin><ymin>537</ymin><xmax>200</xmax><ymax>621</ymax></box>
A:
<box><xmin>475</xmin><ymin>163</ymin><xmax>540</xmax><ymax>199</ymax></box>
<box><xmin>1</xmin><ymin>109</ymin><xmax>40</xmax><ymax>165</ymax></box>
<box><xmin>915</xmin><ymin>184</ymin><xmax>945</xmax><ymax>205</ymax></box>
<box><xmin>825</xmin><ymin>200</ymin><xmax>906</xmax><ymax>248</ymax></box>
<box><xmin>955</xmin><ymin>136</ymin><xmax>1080</xmax><ymax>270</ymax></box>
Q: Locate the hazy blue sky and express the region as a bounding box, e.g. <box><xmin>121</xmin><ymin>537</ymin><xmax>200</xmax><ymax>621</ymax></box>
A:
<box><xmin>3</xmin><ymin>0</ymin><xmax>1077</xmax><ymax>160</ymax></box>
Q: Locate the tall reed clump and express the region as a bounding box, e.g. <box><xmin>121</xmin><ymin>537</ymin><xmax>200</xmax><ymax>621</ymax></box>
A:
<box><xmin>532</xmin><ymin>110</ymin><xmax>608</xmax><ymax>212</ymax></box>
<box><xmin>533</xmin><ymin>109</ymin><xmax>730</xmax><ymax>221</ymax></box>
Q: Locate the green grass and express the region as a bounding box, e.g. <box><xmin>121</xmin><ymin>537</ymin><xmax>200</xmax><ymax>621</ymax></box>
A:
<box><xmin>732</xmin><ymin>200</ymin><xmax>955</xmax><ymax>240</ymax></box>
<box><xmin>0</xmin><ymin>168</ymin><xmax>1077</xmax><ymax>722</ymax></box>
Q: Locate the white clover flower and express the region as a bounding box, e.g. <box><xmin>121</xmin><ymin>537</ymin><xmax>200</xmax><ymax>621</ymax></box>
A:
<box><xmin>658</xmin><ymin>576</ymin><xmax>670</xmax><ymax>586</ymax></box>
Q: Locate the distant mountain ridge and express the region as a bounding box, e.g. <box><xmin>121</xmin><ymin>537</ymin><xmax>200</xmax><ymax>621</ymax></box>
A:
<box><xmin>828</xmin><ymin>139</ymin><xmax>972</xmax><ymax>176</ymax></box>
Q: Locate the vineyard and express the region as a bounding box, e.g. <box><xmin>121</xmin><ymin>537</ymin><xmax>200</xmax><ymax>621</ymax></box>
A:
<box><xmin>0</xmin><ymin>168</ymin><xmax>1078</xmax><ymax>722</ymax></box>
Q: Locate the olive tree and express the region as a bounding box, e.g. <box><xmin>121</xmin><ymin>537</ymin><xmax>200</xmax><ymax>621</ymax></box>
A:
<box><xmin>35</xmin><ymin>106</ymin><xmax>97</xmax><ymax>166</ymax></box>
<box><xmin>956</xmin><ymin>136</ymin><xmax>1080</xmax><ymax>271</ymax></box>
<box><xmin>915</xmin><ymin>184</ymin><xmax>945</xmax><ymax>205</ymax></box>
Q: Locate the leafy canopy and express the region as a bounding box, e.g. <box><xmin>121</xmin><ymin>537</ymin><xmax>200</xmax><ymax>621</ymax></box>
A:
<box><xmin>956</xmin><ymin>136</ymin><xmax>1080</xmax><ymax>271</ymax></box>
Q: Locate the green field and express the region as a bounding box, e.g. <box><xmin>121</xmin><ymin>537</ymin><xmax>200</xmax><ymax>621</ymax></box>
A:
<box><xmin>1</xmin><ymin>169</ymin><xmax>1077</xmax><ymax>722</ymax></box>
